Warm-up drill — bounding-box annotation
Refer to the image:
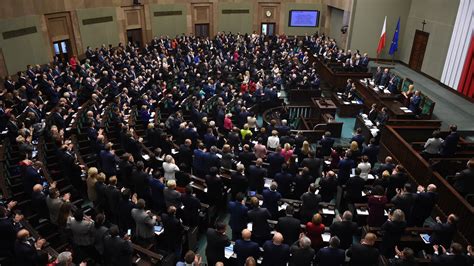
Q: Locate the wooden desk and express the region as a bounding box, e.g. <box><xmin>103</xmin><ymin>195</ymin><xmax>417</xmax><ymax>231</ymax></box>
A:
<box><xmin>312</xmin><ymin>56</ymin><xmax>372</xmax><ymax>89</ymax></box>
<box><xmin>331</xmin><ymin>93</ymin><xmax>364</xmax><ymax>117</ymax></box>
<box><xmin>311</xmin><ymin>98</ymin><xmax>337</xmax><ymax>117</ymax></box>
<box><xmin>383</xmin><ymin>100</ymin><xmax>416</xmax><ymax>119</ymax></box>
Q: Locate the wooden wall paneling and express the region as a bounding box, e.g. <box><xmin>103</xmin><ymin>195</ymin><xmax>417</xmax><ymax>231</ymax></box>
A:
<box><xmin>121</xmin><ymin>5</ymin><xmax>147</xmax><ymax>46</ymax></box>
<box><xmin>257</xmin><ymin>2</ymin><xmax>281</xmax><ymax>35</ymax></box>
<box><xmin>191</xmin><ymin>3</ymin><xmax>213</xmax><ymax>37</ymax></box>
<box><xmin>45</xmin><ymin>12</ymin><xmax>78</xmax><ymax>56</ymax></box>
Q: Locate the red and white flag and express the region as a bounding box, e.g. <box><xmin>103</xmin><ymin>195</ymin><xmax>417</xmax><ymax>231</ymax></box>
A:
<box><xmin>377</xmin><ymin>16</ymin><xmax>387</xmax><ymax>55</ymax></box>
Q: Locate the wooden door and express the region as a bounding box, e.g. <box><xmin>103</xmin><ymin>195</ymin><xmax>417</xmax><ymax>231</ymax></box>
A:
<box><xmin>195</xmin><ymin>24</ymin><xmax>210</xmax><ymax>37</ymax></box>
<box><xmin>409</xmin><ymin>30</ymin><xmax>429</xmax><ymax>71</ymax></box>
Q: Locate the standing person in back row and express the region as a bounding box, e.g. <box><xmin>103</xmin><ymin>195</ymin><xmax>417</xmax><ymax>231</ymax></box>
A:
<box><xmin>440</xmin><ymin>125</ymin><xmax>459</xmax><ymax>156</ymax></box>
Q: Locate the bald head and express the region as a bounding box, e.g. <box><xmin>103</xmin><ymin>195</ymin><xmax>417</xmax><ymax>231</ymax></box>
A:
<box><xmin>273</xmin><ymin>232</ymin><xmax>284</xmax><ymax>245</ymax></box>
<box><xmin>427</xmin><ymin>184</ymin><xmax>437</xmax><ymax>192</ymax></box>
<box><xmin>242</xmin><ymin>229</ymin><xmax>252</xmax><ymax>240</ymax></box>
<box><xmin>33</xmin><ymin>184</ymin><xmax>43</xmax><ymax>192</ymax></box>
<box><xmin>17</xmin><ymin>229</ymin><xmax>30</xmax><ymax>240</ymax></box>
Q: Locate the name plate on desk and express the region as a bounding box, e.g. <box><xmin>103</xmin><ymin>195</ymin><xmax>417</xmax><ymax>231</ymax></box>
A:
<box><xmin>322</xmin><ymin>208</ymin><xmax>335</xmax><ymax>215</ymax></box>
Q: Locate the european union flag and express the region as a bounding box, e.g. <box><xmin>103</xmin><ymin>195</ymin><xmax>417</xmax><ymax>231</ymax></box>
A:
<box><xmin>389</xmin><ymin>18</ymin><xmax>400</xmax><ymax>55</ymax></box>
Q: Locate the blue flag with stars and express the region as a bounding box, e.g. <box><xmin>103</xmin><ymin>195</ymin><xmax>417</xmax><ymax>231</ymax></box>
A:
<box><xmin>389</xmin><ymin>18</ymin><xmax>400</xmax><ymax>55</ymax></box>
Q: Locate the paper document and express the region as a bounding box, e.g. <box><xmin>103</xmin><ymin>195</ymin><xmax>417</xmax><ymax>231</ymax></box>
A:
<box><xmin>356</xmin><ymin>209</ymin><xmax>369</xmax><ymax>216</ymax></box>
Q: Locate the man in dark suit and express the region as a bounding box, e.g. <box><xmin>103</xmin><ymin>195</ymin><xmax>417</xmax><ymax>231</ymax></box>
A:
<box><xmin>337</xmin><ymin>152</ymin><xmax>354</xmax><ymax>185</ymax></box>
<box><xmin>206</xmin><ymin>222</ymin><xmax>231</xmax><ymax>266</ymax></box>
<box><xmin>262</xmin><ymin>182</ymin><xmax>282</xmax><ymax>219</ymax></box>
<box><xmin>267</xmin><ymin>148</ymin><xmax>285</xmax><ymax>178</ymax></box>
<box><xmin>368</xmin><ymin>104</ymin><xmax>379</xmax><ymax>123</ymax></box>
<box><xmin>276</xmin><ymin>205</ymin><xmax>301</xmax><ymax>246</ymax></box>
<box><xmin>131</xmin><ymin>161</ymin><xmax>151</xmax><ymax>201</ymax></box>
<box><xmin>453</xmin><ymin>159</ymin><xmax>474</xmax><ymax>197</ymax></box>
<box><xmin>345</xmin><ymin>168</ymin><xmax>366</xmax><ymax>204</ymax></box>
<box><xmin>161</xmin><ymin>206</ymin><xmax>184</xmax><ymax>257</ymax></box>
<box><xmin>238</xmin><ymin>144</ymin><xmax>257</xmax><ymax>170</ymax></box>
<box><xmin>440</xmin><ymin>125</ymin><xmax>459</xmax><ymax>156</ymax></box>
<box><xmin>247</xmin><ymin>197</ymin><xmax>272</xmax><ymax>246</ymax></box>
<box><xmin>412</xmin><ymin>184</ymin><xmax>438</xmax><ymax>227</ymax></box>
<box><xmin>181</xmin><ymin>185</ymin><xmax>201</xmax><ymax>227</ymax></box>
<box><xmin>178</xmin><ymin>139</ymin><xmax>193</xmax><ymax>167</ymax></box>
<box><xmin>320</xmin><ymin>171</ymin><xmax>338</xmax><ymax>203</ymax></box>
<box><xmin>262</xmin><ymin>232</ymin><xmax>290</xmax><ymax>266</ymax></box>
<box><xmin>289</xmin><ymin>234</ymin><xmax>315</xmax><ymax>266</ymax></box>
<box><xmin>117</xmin><ymin>189</ymin><xmax>137</xmax><ymax>233</ymax></box>
<box><xmin>376</xmin><ymin>107</ymin><xmax>389</xmax><ymax>126</ymax></box>
<box><xmin>274</xmin><ymin>164</ymin><xmax>293</xmax><ymax>198</ymax></box>
<box><xmin>387</xmin><ymin>165</ymin><xmax>408</xmax><ymax>200</ymax></box>
<box><xmin>373</xmin><ymin>67</ymin><xmax>383</xmax><ymax>85</ymax></box>
<box><xmin>430</xmin><ymin>214</ymin><xmax>458</xmax><ymax>248</ymax></box>
<box><xmin>228</xmin><ymin>193</ymin><xmax>249</xmax><ymax>241</ymax></box>
<box><xmin>0</xmin><ymin>206</ymin><xmax>18</xmax><ymax>258</ymax></box>
<box><xmin>362</xmin><ymin>138</ymin><xmax>380</xmax><ymax>167</ymax></box>
<box><xmin>103</xmin><ymin>225</ymin><xmax>133</xmax><ymax>266</ymax></box>
<box><xmin>300</xmin><ymin>184</ymin><xmax>321</xmax><ymax>223</ymax></box>
<box><xmin>104</xmin><ymin>176</ymin><xmax>121</xmax><ymax>224</ymax></box>
<box><xmin>234</xmin><ymin>229</ymin><xmax>260</xmax><ymax>266</ymax></box>
<box><xmin>330</xmin><ymin>211</ymin><xmax>358</xmax><ymax>250</ymax></box>
<box><xmin>380</xmin><ymin>68</ymin><xmax>390</xmax><ymax>87</ymax></box>
<box><xmin>319</xmin><ymin>132</ymin><xmax>335</xmax><ymax>157</ymax></box>
<box><xmin>431</xmin><ymin>242</ymin><xmax>473</xmax><ymax>266</ymax></box>
<box><xmin>14</xmin><ymin>229</ymin><xmax>47</xmax><ymax>266</ymax></box>
<box><xmin>351</xmin><ymin>128</ymin><xmax>366</xmax><ymax>149</ymax></box>
<box><xmin>193</xmin><ymin>144</ymin><xmax>209</xmax><ymax>178</ymax></box>
<box><xmin>347</xmin><ymin>233</ymin><xmax>380</xmax><ymax>266</ymax></box>
<box><xmin>22</xmin><ymin>161</ymin><xmax>44</xmax><ymax>196</ymax></box>
<box><xmin>99</xmin><ymin>142</ymin><xmax>118</xmax><ymax>177</ymax></box>
<box><xmin>248</xmin><ymin>159</ymin><xmax>267</xmax><ymax>194</ymax></box>
<box><xmin>301</xmin><ymin>151</ymin><xmax>322</xmax><ymax>179</ymax></box>
<box><xmin>315</xmin><ymin>236</ymin><xmax>345</xmax><ymax>266</ymax></box>
<box><xmin>377</xmin><ymin>156</ymin><xmax>396</xmax><ymax>176</ymax></box>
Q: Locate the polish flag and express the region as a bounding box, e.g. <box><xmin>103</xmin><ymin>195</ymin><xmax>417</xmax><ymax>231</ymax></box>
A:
<box><xmin>377</xmin><ymin>16</ymin><xmax>387</xmax><ymax>55</ymax></box>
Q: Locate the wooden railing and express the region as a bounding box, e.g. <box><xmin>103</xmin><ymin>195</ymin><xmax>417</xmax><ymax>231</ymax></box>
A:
<box><xmin>380</xmin><ymin>125</ymin><xmax>473</xmax><ymax>245</ymax></box>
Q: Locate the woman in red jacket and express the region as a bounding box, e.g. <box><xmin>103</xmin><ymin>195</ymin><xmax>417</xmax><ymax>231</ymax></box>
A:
<box><xmin>306</xmin><ymin>213</ymin><xmax>325</xmax><ymax>251</ymax></box>
<box><xmin>69</xmin><ymin>56</ymin><xmax>78</xmax><ymax>71</ymax></box>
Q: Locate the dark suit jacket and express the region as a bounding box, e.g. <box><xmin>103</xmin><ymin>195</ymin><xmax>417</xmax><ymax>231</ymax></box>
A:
<box><xmin>276</xmin><ymin>216</ymin><xmax>301</xmax><ymax>245</ymax></box>
<box><xmin>391</xmin><ymin>192</ymin><xmax>416</xmax><ymax>224</ymax></box>
<box><xmin>267</xmin><ymin>152</ymin><xmax>285</xmax><ymax>178</ymax></box>
<box><xmin>206</xmin><ymin>228</ymin><xmax>231</xmax><ymax>265</ymax></box>
<box><xmin>289</xmin><ymin>242</ymin><xmax>315</xmax><ymax>266</ymax></box>
<box><xmin>330</xmin><ymin>220</ymin><xmax>358</xmax><ymax>249</ymax></box>
<box><xmin>345</xmin><ymin>175</ymin><xmax>366</xmax><ymax>203</ymax></box>
<box><xmin>14</xmin><ymin>240</ymin><xmax>43</xmax><ymax>266</ymax></box>
<box><xmin>431</xmin><ymin>253</ymin><xmax>473</xmax><ymax>266</ymax></box>
<box><xmin>181</xmin><ymin>194</ymin><xmax>201</xmax><ymax>227</ymax></box>
<box><xmin>161</xmin><ymin>213</ymin><xmax>184</xmax><ymax>248</ymax></box>
<box><xmin>347</xmin><ymin>243</ymin><xmax>380</xmax><ymax>266</ymax></box>
<box><xmin>234</xmin><ymin>239</ymin><xmax>260</xmax><ymax>266</ymax></box>
<box><xmin>315</xmin><ymin>246</ymin><xmax>345</xmax><ymax>266</ymax></box>
<box><xmin>0</xmin><ymin>217</ymin><xmax>16</xmax><ymax>257</ymax></box>
<box><xmin>320</xmin><ymin>137</ymin><xmax>335</xmax><ymax>156</ymax></box>
<box><xmin>300</xmin><ymin>192</ymin><xmax>321</xmax><ymax>222</ymax></box>
<box><xmin>262</xmin><ymin>241</ymin><xmax>290</xmax><ymax>266</ymax></box>
<box><xmin>105</xmin><ymin>185</ymin><xmax>121</xmax><ymax>217</ymax></box>
<box><xmin>248</xmin><ymin>207</ymin><xmax>272</xmax><ymax>238</ymax></box>
<box><xmin>319</xmin><ymin>176</ymin><xmax>338</xmax><ymax>203</ymax></box>
<box><xmin>301</xmin><ymin>157</ymin><xmax>322</xmax><ymax>178</ymax></box>
<box><xmin>103</xmin><ymin>235</ymin><xmax>133</xmax><ymax>266</ymax></box>
<box><xmin>100</xmin><ymin>150</ymin><xmax>117</xmax><ymax>175</ymax></box>
<box><xmin>440</xmin><ymin>132</ymin><xmax>459</xmax><ymax>156</ymax></box>
<box><xmin>362</xmin><ymin>145</ymin><xmax>380</xmax><ymax>166</ymax></box>
<box><xmin>453</xmin><ymin>168</ymin><xmax>474</xmax><ymax>196</ymax></box>
<box><xmin>412</xmin><ymin>191</ymin><xmax>437</xmax><ymax>226</ymax></box>
<box><xmin>228</xmin><ymin>201</ymin><xmax>249</xmax><ymax>234</ymax></box>
<box><xmin>337</xmin><ymin>159</ymin><xmax>354</xmax><ymax>185</ymax></box>
<box><xmin>22</xmin><ymin>166</ymin><xmax>42</xmax><ymax>195</ymax></box>
<box><xmin>262</xmin><ymin>189</ymin><xmax>282</xmax><ymax>218</ymax></box>
<box><xmin>381</xmin><ymin>220</ymin><xmax>407</xmax><ymax>257</ymax></box>
<box><xmin>248</xmin><ymin>165</ymin><xmax>267</xmax><ymax>193</ymax></box>
<box><xmin>274</xmin><ymin>171</ymin><xmax>293</xmax><ymax>197</ymax></box>
<box><xmin>351</xmin><ymin>134</ymin><xmax>366</xmax><ymax>149</ymax></box>
<box><xmin>430</xmin><ymin>222</ymin><xmax>457</xmax><ymax>247</ymax></box>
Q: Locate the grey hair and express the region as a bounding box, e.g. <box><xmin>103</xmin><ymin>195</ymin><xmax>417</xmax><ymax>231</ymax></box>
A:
<box><xmin>329</xmin><ymin>236</ymin><xmax>340</xmax><ymax>248</ymax></box>
<box><xmin>300</xmin><ymin>236</ymin><xmax>311</xmax><ymax>249</ymax></box>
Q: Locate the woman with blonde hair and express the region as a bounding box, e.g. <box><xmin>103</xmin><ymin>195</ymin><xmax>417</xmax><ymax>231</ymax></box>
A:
<box><xmin>280</xmin><ymin>143</ymin><xmax>294</xmax><ymax>162</ymax></box>
<box><xmin>299</xmin><ymin>140</ymin><xmax>312</xmax><ymax>161</ymax></box>
<box><xmin>86</xmin><ymin>167</ymin><xmax>99</xmax><ymax>202</ymax></box>
<box><xmin>381</xmin><ymin>209</ymin><xmax>407</xmax><ymax>257</ymax></box>
<box><xmin>349</xmin><ymin>141</ymin><xmax>361</xmax><ymax>160</ymax></box>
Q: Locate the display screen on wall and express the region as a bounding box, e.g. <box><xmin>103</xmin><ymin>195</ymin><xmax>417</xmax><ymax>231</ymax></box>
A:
<box><xmin>289</xmin><ymin>10</ymin><xmax>320</xmax><ymax>27</ymax></box>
